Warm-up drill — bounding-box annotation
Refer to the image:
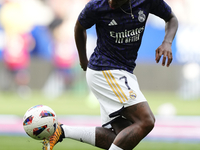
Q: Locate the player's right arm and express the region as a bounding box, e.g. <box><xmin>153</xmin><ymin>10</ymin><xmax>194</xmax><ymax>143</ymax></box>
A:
<box><xmin>74</xmin><ymin>19</ymin><xmax>88</xmax><ymax>71</ymax></box>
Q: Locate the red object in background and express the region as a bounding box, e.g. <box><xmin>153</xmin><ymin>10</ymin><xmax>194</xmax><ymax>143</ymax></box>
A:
<box><xmin>53</xmin><ymin>39</ymin><xmax>77</xmax><ymax>69</ymax></box>
<box><xmin>3</xmin><ymin>33</ymin><xmax>31</xmax><ymax>71</ymax></box>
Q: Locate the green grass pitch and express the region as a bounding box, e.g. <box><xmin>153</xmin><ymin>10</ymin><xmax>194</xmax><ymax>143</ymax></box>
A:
<box><xmin>0</xmin><ymin>91</ymin><xmax>200</xmax><ymax>116</ymax></box>
<box><xmin>1</xmin><ymin>136</ymin><xmax>200</xmax><ymax>150</ymax></box>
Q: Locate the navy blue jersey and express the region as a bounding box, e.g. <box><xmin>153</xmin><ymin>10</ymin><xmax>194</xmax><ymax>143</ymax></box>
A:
<box><xmin>78</xmin><ymin>0</ymin><xmax>171</xmax><ymax>73</ymax></box>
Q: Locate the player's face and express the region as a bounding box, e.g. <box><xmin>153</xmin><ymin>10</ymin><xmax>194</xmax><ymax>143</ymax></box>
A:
<box><xmin>108</xmin><ymin>0</ymin><xmax>129</xmax><ymax>9</ymax></box>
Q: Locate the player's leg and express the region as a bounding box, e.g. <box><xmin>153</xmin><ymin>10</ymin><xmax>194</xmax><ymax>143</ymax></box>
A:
<box><xmin>62</xmin><ymin>125</ymin><xmax>116</xmax><ymax>148</ymax></box>
<box><xmin>60</xmin><ymin>117</ymin><xmax>132</xmax><ymax>149</ymax></box>
<box><xmin>43</xmin><ymin>124</ymin><xmax>110</xmax><ymax>150</ymax></box>
<box><xmin>95</xmin><ymin>117</ymin><xmax>132</xmax><ymax>149</ymax></box>
<box><xmin>110</xmin><ymin>101</ymin><xmax>155</xmax><ymax>150</ymax></box>
<box><xmin>42</xmin><ymin>104</ymin><xmax>153</xmax><ymax>150</ymax></box>
<box><xmin>43</xmin><ymin>117</ymin><xmax>131</xmax><ymax>150</ymax></box>
<box><xmin>111</xmin><ymin>117</ymin><xmax>132</xmax><ymax>134</ymax></box>
<box><xmin>42</xmin><ymin>116</ymin><xmax>132</xmax><ymax>150</ymax></box>
<box><xmin>42</xmin><ymin>125</ymin><xmax>116</xmax><ymax>150</ymax></box>
<box><xmin>97</xmin><ymin>102</ymin><xmax>154</xmax><ymax>150</ymax></box>
<box><xmin>43</xmin><ymin>106</ymin><xmax>152</xmax><ymax>150</ymax></box>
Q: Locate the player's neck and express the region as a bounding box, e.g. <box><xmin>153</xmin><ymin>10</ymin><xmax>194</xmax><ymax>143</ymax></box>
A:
<box><xmin>121</xmin><ymin>0</ymin><xmax>131</xmax><ymax>8</ymax></box>
<box><xmin>126</xmin><ymin>0</ymin><xmax>130</xmax><ymax>4</ymax></box>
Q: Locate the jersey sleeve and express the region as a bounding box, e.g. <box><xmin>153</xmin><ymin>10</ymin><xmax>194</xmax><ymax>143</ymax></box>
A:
<box><xmin>150</xmin><ymin>0</ymin><xmax>172</xmax><ymax>21</ymax></box>
<box><xmin>78</xmin><ymin>1</ymin><xmax>98</xmax><ymax>29</ymax></box>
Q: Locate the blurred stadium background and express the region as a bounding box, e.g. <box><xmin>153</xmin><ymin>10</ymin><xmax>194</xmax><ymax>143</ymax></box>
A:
<box><xmin>0</xmin><ymin>0</ymin><xmax>200</xmax><ymax>149</ymax></box>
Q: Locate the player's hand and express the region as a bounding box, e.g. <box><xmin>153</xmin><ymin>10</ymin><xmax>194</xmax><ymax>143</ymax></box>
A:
<box><xmin>155</xmin><ymin>41</ymin><xmax>173</xmax><ymax>67</ymax></box>
<box><xmin>80</xmin><ymin>60</ymin><xmax>88</xmax><ymax>71</ymax></box>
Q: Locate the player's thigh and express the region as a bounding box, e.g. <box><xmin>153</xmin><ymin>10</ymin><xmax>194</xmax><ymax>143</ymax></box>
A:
<box><xmin>121</xmin><ymin>102</ymin><xmax>155</xmax><ymax>126</ymax></box>
<box><xmin>111</xmin><ymin>117</ymin><xmax>132</xmax><ymax>134</ymax></box>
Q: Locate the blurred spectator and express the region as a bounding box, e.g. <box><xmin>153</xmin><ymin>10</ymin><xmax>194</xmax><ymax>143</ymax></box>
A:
<box><xmin>0</xmin><ymin>1</ymin><xmax>34</xmax><ymax>97</ymax></box>
<box><xmin>166</xmin><ymin>0</ymin><xmax>200</xmax><ymax>99</ymax></box>
<box><xmin>0</xmin><ymin>0</ymin><xmax>53</xmax><ymax>98</ymax></box>
<box><xmin>42</xmin><ymin>0</ymin><xmax>85</xmax><ymax>98</ymax></box>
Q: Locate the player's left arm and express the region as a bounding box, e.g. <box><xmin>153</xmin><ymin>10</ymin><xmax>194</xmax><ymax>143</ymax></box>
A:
<box><xmin>155</xmin><ymin>11</ymin><xmax>178</xmax><ymax>67</ymax></box>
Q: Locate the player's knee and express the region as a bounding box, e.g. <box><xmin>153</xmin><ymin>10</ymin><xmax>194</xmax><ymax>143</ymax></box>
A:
<box><xmin>141</xmin><ymin>115</ymin><xmax>155</xmax><ymax>133</ymax></box>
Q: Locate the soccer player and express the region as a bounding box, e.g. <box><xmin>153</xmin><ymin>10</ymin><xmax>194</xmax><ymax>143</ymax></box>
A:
<box><xmin>43</xmin><ymin>0</ymin><xmax>178</xmax><ymax>150</ymax></box>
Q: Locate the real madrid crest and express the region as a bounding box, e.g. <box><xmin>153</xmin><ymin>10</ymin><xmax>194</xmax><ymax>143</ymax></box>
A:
<box><xmin>129</xmin><ymin>90</ymin><xmax>137</xmax><ymax>99</ymax></box>
<box><xmin>138</xmin><ymin>10</ymin><xmax>146</xmax><ymax>22</ymax></box>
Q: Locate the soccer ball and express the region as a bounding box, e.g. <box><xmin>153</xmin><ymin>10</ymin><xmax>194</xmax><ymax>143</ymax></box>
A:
<box><xmin>23</xmin><ymin>105</ymin><xmax>58</xmax><ymax>140</ymax></box>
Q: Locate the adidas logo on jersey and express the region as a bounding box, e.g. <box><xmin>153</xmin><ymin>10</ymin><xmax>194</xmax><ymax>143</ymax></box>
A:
<box><xmin>108</xmin><ymin>19</ymin><xmax>118</xmax><ymax>26</ymax></box>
